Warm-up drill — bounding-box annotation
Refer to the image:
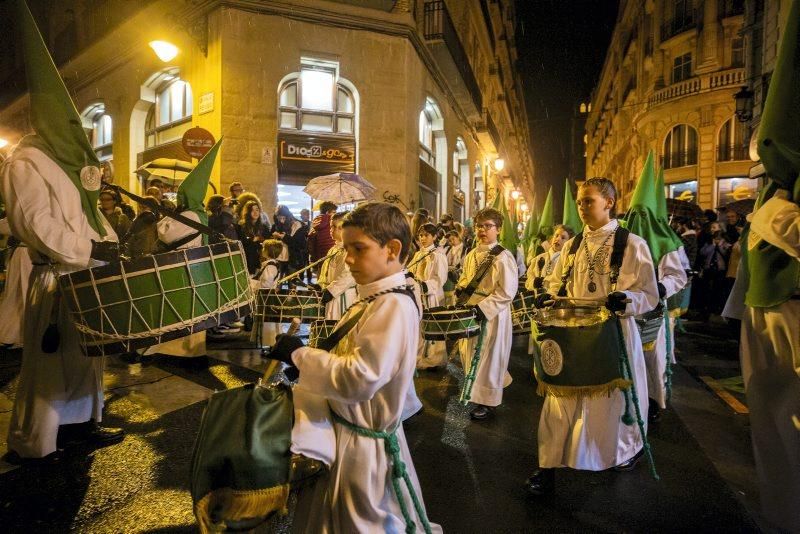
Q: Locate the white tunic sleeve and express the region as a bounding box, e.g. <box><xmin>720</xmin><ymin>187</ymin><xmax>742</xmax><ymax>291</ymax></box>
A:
<box><xmin>291</xmin><ymin>294</ymin><xmax>415</xmax><ymax>404</ymax></box>
<box><xmin>424</xmin><ymin>251</ymin><xmax>448</xmax><ymax>297</ymax></box>
<box><xmin>157</xmin><ymin>211</ymin><xmax>202</xmax><ymax>247</ymax></box>
<box><xmin>616</xmin><ymin>235</ymin><xmax>660</xmax><ymax>316</ymax></box>
<box><xmin>476</xmin><ymin>251</ymin><xmax>518</xmax><ymax>321</ymax></box>
<box><xmin>749</xmin><ymin>196</ymin><xmax>800</xmax><ymax>259</ymax></box>
<box><xmin>658</xmin><ymin>249</ymin><xmax>688</xmax><ymax>298</ymax></box>
<box><xmin>326</xmin><ymin>255</ymin><xmax>356</xmax><ymax>299</ymax></box>
<box><xmin>1</xmin><ymin>156</ymin><xmax>93</xmax><ymax>266</ymax></box>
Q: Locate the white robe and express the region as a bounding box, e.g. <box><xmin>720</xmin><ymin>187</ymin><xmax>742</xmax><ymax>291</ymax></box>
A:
<box><xmin>643</xmin><ymin>249</ymin><xmax>688</xmax><ymax>409</ymax></box>
<box><xmin>446</xmin><ymin>242</ymin><xmax>463</xmax><ymax>270</ymax></box>
<box><xmin>525</xmin><ymin>249</ymin><xmax>560</xmax><ymax>292</ymax></box>
<box><xmin>317</xmin><ymin>243</ymin><xmax>356</xmax><ymax>320</ymax></box>
<box><xmin>289</xmin><ymin>271</ymin><xmax>441</xmax><ymax>533</ymax></box>
<box><xmin>456</xmin><ymin>242</ymin><xmax>518</xmax><ymax>407</ymax></box>
<box><xmin>410</xmin><ymin>245</ymin><xmax>448</xmax><ymax>369</ymax></box>
<box><xmin>143</xmin><ymin>212</ymin><xmax>206</xmax><ymax>357</ymax></box>
<box><xmin>739</xmin><ymin>196</ymin><xmax>800</xmax><ymax>531</ymax></box>
<box><xmin>1</xmin><ymin>146</ymin><xmax>117</xmax><ymax>458</ymax></box>
<box><xmin>256</xmin><ymin>260</ymin><xmax>281</xmax><ymax>347</ymax></box>
<box><xmin>0</xmin><ymin>243</ymin><xmax>33</xmax><ymax>347</ymax></box>
<box><xmin>540</xmin><ymin>219</ymin><xmax>658</xmax><ymax>470</ymax></box>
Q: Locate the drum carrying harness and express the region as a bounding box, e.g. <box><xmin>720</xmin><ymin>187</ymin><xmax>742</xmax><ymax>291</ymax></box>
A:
<box><xmin>549</xmin><ymin>226</ymin><xmax>660</xmax><ymax>480</ymax></box>
<box><xmin>456</xmin><ymin>244</ymin><xmax>505</xmax><ymax>306</ymax></box>
<box><xmin>315</xmin><ymin>285</ymin><xmax>432</xmax><ymax>534</ymax></box>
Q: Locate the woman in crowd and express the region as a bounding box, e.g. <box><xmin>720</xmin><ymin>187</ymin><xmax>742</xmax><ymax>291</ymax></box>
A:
<box><xmin>237</xmin><ymin>200</ymin><xmax>269</xmax><ymax>274</ymax></box>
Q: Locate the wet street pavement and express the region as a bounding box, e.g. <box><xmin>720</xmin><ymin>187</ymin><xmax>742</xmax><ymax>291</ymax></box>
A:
<box><xmin>0</xmin><ymin>319</ymin><xmax>767</xmax><ymax>533</ymax></box>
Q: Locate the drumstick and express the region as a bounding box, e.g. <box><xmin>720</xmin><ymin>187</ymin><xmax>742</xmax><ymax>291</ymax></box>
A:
<box><xmin>286</xmin><ymin>317</ymin><xmax>301</xmax><ymax>336</ymax></box>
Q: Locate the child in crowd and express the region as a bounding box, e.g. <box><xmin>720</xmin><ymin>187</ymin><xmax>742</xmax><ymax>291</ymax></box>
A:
<box><xmin>253</xmin><ymin>239</ymin><xmax>284</xmax><ymax>352</ymax></box>
<box><xmin>267</xmin><ymin>202</ymin><xmax>440</xmax><ymax>533</ymax></box>
<box><xmin>409</xmin><ymin>223</ymin><xmax>449</xmax><ymax>369</ymax></box>
<box><xmin>445</xmin><ymin>230</ymin><xmax>464</xmax><ymax>305</ymax></box>
<box><xmin>455</xmin><ymin>207</ymin><xmax>518</xmax><ymax>420</ymax></box>
<box><xmin>526</xmin><ymin>224</ymin><xmax>574</xmax><ymax>293</ymax></box>
<box><xmin>315</xmin><ymin>211</ymin><xmax>357</xmax><ymax>320</ymax></box>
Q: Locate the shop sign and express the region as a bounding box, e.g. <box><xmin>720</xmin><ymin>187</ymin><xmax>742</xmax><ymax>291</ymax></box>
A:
<box><xmin>182</xmin><ymin>127</ymin><xmax>216</xmax><ymax>159</ymax></box>
<box><xmin>278</xmin><ymin>133</ymin><xmax>355</xmax><ymax>176</ymax></box>
<box><xmin>199</xmin><ymin>92</ymin><xmax>214</xmax><ymax>115</ymax></box>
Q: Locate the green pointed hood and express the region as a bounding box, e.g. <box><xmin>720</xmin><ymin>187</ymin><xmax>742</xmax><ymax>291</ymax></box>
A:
<box><xmin>625</xmin><ymin>151</ymin><xmax>682</xmax><ymax>266</ymax></box>
<box><xmin>538</xmin><ymin>187</ymin><xmax>554</xmax><ymax>237</ymax></box>
<box><xmin>15</xmin><ymin>0</ymin><xmax>106</xmax><ymax>236</ymax></box>
<box><xmin>654</xmin><ymin>166</ymin><xmax>668</xmax><ymax>222</ymax></box>
<box><xmin>562</xmin><ymin>179</ymin><xmax>581</xmax><ymax>230</ymax></box>
<box><xmin>746</xmin><ymin>0</ymin><xmax>800</xmax><ymax>308</ymax></box>
<box><xmin>177</xmin><ymin>139</ymin><xmax>222</xmax><ymax>229</ymax></box>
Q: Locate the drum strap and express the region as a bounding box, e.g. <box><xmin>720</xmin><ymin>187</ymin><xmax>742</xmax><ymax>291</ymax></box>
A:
<box><xmin>557</xmin><ymin>228</ymin><xmax>629</xmax><ymax>296</ymax></box>
<box><xmin>317</xmin><ymin>287</ymin><xmax>418</xmax><ymax>352</ymax></box>
<box><xmin>457</xmin><ymin>244</ymin><xmax>504</xmax><ymax>305</ymax></box>
<box><xmin>253</xmin><ymin>260</ymin><xmax>279</xmax><ymax>281</ymax></box>
<box><xmin>155</xmin><ymin>231</ymin><xmax>202</xmax><ymax>254</ymax></box>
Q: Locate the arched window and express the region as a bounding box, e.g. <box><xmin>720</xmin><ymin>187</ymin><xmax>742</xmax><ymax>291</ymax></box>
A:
<box><xmin>419</xmin><ymin>107</ymin><xmax>435</xmax><ymax>165</ymax></box>
<box><xmin>452</xmin><ymin>137</ymin><xmax>469</xmax><ymax>221</ymax></box>
<box><xmin>144</xmin><ymin>69</ymin><xmax>193</xmax><ymax>149</ymax></box>
<box><xmin>82</xmin><ymin>103</ymin><xmax>112</xmax><ymax>162</ymax></box>
<box><xmin>418</xmin><ymin>97</ymin><xmax>445</xmax><ymax>217</ymax></box>
<box><xmin>662</xmin><ymin>124</ymin><xmax>698</xmax><ymax>169</ymax></box>
<box><xmin>717</xmin><ymin>117</ymin><xmax>747</xmax><ymax>161</ymax></box>
<box><xmin>278</xmin><ymin>63</ymin><xmax>356</xmax><ymax>135</ymax></box>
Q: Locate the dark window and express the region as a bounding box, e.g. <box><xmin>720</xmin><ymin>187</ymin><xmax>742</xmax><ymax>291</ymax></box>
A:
<box><xmin>731</xmin><ymin>37</ymin><xmax>744</xmax><ymax>68</ymax></box>
<box><xmin>663</xmin><ymin>124</ymin><xmax>698</xmax><ymax>169</ymax></box>
<box><xmin>672</xmin><ymin>53</ymin><xmax>692</xmax><ymax>83</ymax></box>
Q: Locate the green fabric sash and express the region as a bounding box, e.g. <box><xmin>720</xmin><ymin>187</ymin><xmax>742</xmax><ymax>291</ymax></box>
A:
<box><xmin>533</xmin><ymin>314</ymin><xmax>632</xmax><ymax>398</ymax></box>
<box><xmin>16</xmin><ymin>0</ymin><xmax>106</xmax><ymax>236</ymax></box>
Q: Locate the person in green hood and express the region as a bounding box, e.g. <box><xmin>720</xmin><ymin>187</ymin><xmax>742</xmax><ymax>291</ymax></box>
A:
<box><xmin>0</xmin><ymin>0</ymin><xmax>124</xmax><ymax>462</ymax></box>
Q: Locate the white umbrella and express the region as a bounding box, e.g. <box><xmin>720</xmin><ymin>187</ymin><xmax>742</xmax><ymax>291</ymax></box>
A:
<box><xmin>303</xmin><ymin>173</ymin><xmax>376</xmax><ymax>204</ymax></box>
<box><xmin>136</xmin><ymin>158</ymin><xmax>195</xmax><ymax>184</ymax></box>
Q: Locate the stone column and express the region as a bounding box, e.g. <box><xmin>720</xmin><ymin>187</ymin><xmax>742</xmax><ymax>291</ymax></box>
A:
<box><xmin>697</xmin><ymin>0</ymin><xmax>720</xmax><ymax>73</ymax></box>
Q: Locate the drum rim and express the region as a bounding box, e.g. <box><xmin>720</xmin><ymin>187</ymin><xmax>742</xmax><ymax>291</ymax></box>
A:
<box><xmin>422</xmin><ymin>306</ymin><xmax>476</xmax><ymax>320</ymax></box>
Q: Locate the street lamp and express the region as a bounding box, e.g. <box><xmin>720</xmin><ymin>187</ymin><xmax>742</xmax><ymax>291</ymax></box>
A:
<box><xmin>0</xmin><ymin>138</ymin><xmax>8</xmax><ymax>150</ymax></box>
<box><xmin>733</xmin><ymin>86</ymin><xmax>754</xmax><ymax>122</ymax></box>
<box><xmin>494</xmin><ymin>158</ymin><xmax>505</xmax><ymax>172</ymax></box>
<box><xmin>149</xmin><ymin>40</ymin><xmax>180</xmax><ymax>62</ymax></box>
<box><xmin>511</xmin><ymin>189</ymin><xmax>520</xmax><ymax>200</ymax></box>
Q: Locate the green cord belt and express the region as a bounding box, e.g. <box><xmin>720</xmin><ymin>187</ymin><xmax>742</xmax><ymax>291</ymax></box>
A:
<box><xmin>330</xmin><ymin>411</ymin><xmax>433</xmax><ymax>534</ymax></box>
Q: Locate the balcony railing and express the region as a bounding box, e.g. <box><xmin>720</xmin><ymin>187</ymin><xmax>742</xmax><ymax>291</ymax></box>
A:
<box><xmin>717</xmin><ymin>144</ymin><xmax>749</xmax><ymax>162</ymax></box>
<box><xmin>423</xmin><ymin>0</ymin><xmax>483</xmax><ymax>113</ymax></box>
<box><xmin>661</xmin><ymin>149</ymin><xmax>698</xmax><ymax>170</ymax></box>
<box><xmin>648</xmin><ymin>68</ymin><xmax>745</xmax><ymax>108</ymax></box>
<box><xmin>719</xmin><ymin>0</ymin><xmax>745</xmax><ymax>18</ymax></box>
<box><xmin>661</xmin><ymin>11</ymin><xmax>697</xmax><ymax>41</ymax></box>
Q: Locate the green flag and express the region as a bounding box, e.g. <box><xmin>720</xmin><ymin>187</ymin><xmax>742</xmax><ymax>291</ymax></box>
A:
<box><xmin>15</xmin><ymin>0</ymin><xmax>107</xmax><ymax>237</ymax></box>
<box><xmin>562</xmin><ymin>179</ymin><xmax>581</xmax><ymax>231</ymax></box>
<box><xmin>177</xmin><ymin>139</ymin><xmax>223</xmax><ymax>243</ymax></box>
<box><xmin>624</xmin><ymin>150</ymin><xmax>683</xmax><ymax>266</ymax></box>
<box><xmin>655</xmin><ymin>166</ymin><xmax>668</xmax><ymax>222</ymax></box>
<box><xmin>747</xmin><ymin>0</ymin><xmax>800</xmax><ymax>308</ymax></box>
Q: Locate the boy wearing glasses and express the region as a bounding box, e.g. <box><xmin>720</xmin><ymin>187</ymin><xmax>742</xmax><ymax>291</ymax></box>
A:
<box><xmin>454</xmin><ymin>208</ymin><xmax>518</xmax><ymax>420</ymax></box>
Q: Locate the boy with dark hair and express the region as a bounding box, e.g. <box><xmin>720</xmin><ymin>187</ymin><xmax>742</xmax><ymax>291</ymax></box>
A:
<box><xmin>267</xmin><ymin>202</ymin><xmax>439</xmax><ymax>533</ymax></box>
<box><xmin>409</xmin><ymin>222</ymin><xmax>449</xmax><ymax>369</ymax></box>
<box><xmin>455</xmin><ymin>207</ymin><xmax>518</xmax><ymax>420</ymax></box>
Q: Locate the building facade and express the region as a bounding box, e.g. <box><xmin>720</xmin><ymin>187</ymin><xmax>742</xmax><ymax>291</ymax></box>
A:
<box><xmin>0</xmin><ymin>0</ymin><xmax>534</xmax><ymax>221</ymax></box>
<box><xmin>585</xmin><ymin>0</ymin><xmax>757</xmax><ymax>211</ymax></box>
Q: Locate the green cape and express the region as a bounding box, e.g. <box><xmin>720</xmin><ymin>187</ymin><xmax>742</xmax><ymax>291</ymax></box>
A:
<box><xmin>747</xmin><ymin>0</ymin><xmax>800</xmax><ymax>308</ymax></box>
<box><xmin>177</xmin><ymin>138</ymin><xmax>222</xmax><ymax>244</ymax></box>
<box><xmin>625</xmin><ymin>151</ymin><xmax>683</xmax><ymax>266</ymax></box>
<box><xmin>15</xmin><ymin>0</ymin><xmax>106</xmax><ymax>237</ymax></box>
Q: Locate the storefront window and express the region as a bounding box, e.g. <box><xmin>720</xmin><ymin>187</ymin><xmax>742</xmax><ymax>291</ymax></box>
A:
<box><xmin>667</xmin><ymin>180</ymin><xmax>698</xmax><ymax>203</ymax></box>
<box><xmin>717</xmin><ymin>177</ymin><xmax>759</xmax><ymax>206</ymax></box>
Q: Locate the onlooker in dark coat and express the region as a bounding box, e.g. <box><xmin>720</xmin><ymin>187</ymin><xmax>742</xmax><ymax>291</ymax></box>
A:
<box><xmin>207</xmin><ymin>194</ymin><xmax>238</xmax><ymax>243</ymax></box>
<box><xmin>307</xmin><ymin>201</ymin><xmax>337</xmax><ymax>264</ymax></box>
<box><xmin>99</xmin><ymin>189</ymin><xmax>132</xmax><ymax>238</ymax></box>
<box><xmin>237</xmin><ymin>200</ymin><xmax>269</xmax><ymax>274</ymax></box>
<box><xmin>122</xmin><ymin>196</ymin><xmax>160</xmax><ymax>259</ymax></box>
<box><xmin>271</xmin><ymin>205</ymin><xmax>308</xmax><ymax>280</ymax></box>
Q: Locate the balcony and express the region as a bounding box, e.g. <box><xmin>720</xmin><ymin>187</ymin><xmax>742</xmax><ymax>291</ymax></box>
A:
<box><xmin>717</xmin><ymin>144</ymin><xmax>749</xmax><ymax>162</ymax></box>
<box><xmin>661</xmin><ymin>11</ymin><xmax>697</xmax><ymax>41</ymax></box>
<box><xmin>647</xmin><ymin>68</ymin><xmax>745</xmax><ymax>108</ymax></box>
<box><xmin>423</xmin><ymin>1</ymin><xmax>483</xmax><ymax>120</ymax></box>
<box><xmin>475</xmin><ymin>109</ymin><xmax>502</xmax><ymax>153</ymax></box>
<box><xmin>661</xmin><ymin>149</ymin><xmax>698</xmax><ymax>170</ymax></box>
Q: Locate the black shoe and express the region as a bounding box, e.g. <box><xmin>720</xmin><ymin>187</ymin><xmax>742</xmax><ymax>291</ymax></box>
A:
<box><xmin>4</xmin><ymin>450</ymin><xmax>62</xmax><ymax>466</ymax></box>
<box><xmin>469</xmin><ymin>404</ymin><xmax>493</xmax><ymax>420</ymax></box>
<box><xmin>86</xmin><ymin>421</ymin><xmax>125</xmax><ymax>447</ymax></box>
<box><xmin>613</xmin><ymin>449</ymin><xmax>644</xmax><ymax>472</ymax></box>
<box><xmin>524</xmin><ymin>468</ymin><xmax>555</xmax><ymax>496</ymax></box>
<box><xmin>648</xmin><ymin>401</ymin><xmax>662</xmax><ymax>423</ymax></box>
<box><xmin>59</xmin><ymin>420</ymin><xmax>125</xmax><ymax>449</ymax></box>
<box><xmin>289</xmin><ymin>454</ymin><xmax>326</xmax><ymax>489</ymax></box>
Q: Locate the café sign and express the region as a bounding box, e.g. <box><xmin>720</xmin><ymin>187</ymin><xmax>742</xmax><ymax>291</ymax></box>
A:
<box><xmin>278</xmin><ymin>133</ymin><xmax>356</xmax><ymax>176</ymax></box>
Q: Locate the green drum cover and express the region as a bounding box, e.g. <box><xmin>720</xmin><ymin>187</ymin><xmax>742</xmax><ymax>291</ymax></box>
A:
<box><xmin>533</xmin><ymin>316</ymin><xmax>631</xmax><ymax>397</ymax></box>
<box><xmin>667</xmin><ymin>282</ymin><xmax>691</xmax><ymax>312</ymax></box>
<box><xmin>443</xmin><ymin>278</ymin><xmax>455</xmax><ymax>292</ymax></box>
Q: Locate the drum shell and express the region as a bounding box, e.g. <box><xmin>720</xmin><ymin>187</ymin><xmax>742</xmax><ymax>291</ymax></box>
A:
<box><xmin>59</xmin><ymin>241</ymin><xmax>253</xmax><ymax>357</ymax></box>
<box><xmin>309</xmin><ymin>319</ymin><xmax>339</xmax><ymax>349</ymax></box>
<box><xmin>256</xmin><ymin>288</ymin><xmax>324</xmax><ymax>323</ymax></box>
<box><xmin>636</xmin><ymin>306</ymin><xmax>664</xmax><ymax>346</ymax></box>
<box><xmin>511</xmin><ymin>290</ymin><xmax>536</xmax><ymax>336</ymax></box>
<box><xmin>421</xmin><ymin>306</ymin><xmax>480</xmax><ymax>341</ymax></box>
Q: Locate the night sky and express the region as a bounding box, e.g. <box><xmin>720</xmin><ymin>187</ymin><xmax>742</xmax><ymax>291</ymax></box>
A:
<box><xmin>515</xmin><ymin>0</ymin><xmax>619</xmax><ymax>213</ymax></box>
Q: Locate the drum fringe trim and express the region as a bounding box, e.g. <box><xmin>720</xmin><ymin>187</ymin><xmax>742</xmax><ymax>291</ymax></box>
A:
<box><xmin>668</xmin><ymin>308</ymin><xmax>686</xmax><ymax>318</ymax></box>
<box><xmin>642</xmin><ymin>340</ymin><xmax>657</xmax><ymax>352</ymax></box>
<box><xmin>75</xmin><ymin>295</ymin><xmax>250</xmax><ymax>342</ymax></box>
<box><xmin>194</xmin><ymin>484</ymin><xmax>290</xmax><ymax>534</ymax></box>
<box><xmin>536</xmin><ymin>379</ymin><xmax>632</xmax><ymax>399</ymax></box>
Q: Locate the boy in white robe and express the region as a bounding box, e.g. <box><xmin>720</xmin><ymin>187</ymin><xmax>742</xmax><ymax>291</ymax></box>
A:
<box><xmin>266</xmin><ymin>202</ymin><xmax>440</xmax><ymax>533</ymax></box>
<box><xmin>411</xmin><ymin>223</ymin><xmax>449</xmax><ymax>369</ymax></box>
<box><xmin>455</xmin><ymin>208</ymin><xmax>518</xmax><ymax>420</ymax></box>
<box><xmin>443</xmin><ymin>231</ymin><xmax>464</xmax><ymax>306</ymax></box>
<box><xmin>526</xmin><ymin>177</ymin><xmax>658</xmax><ymax>495</ymax></box>
<box><xmin>0</xmin><ymin>223</ymin><xmax>32</xmax><ymax>347</ymax></box>
<box><xmin>315</xmin><ymin>211</ymin><xmax>357</xmax><ymax>320</ymax></box>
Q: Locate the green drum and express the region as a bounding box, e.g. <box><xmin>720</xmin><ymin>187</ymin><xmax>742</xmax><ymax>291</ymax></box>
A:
<box><xmin>421</xmin><ymin>306</ymin><xmax>480</xmax><ymax>341</ymax></box>
<box><xmin>59</xmin><ymin>241</ymin><xmax>253</xmax><ymax>357</ymax></box>
<box><xmin>309</xmin><ymin>319</ymin><xmax>339</xmax><ymax>348</ymax></box>
<box><xmin>533</xmin><ymin>306</ymin><xmax>631</xmax><ymax>397</ymax></box>
<box><xmin>443</xmin><ymin>278</ymin><xmax>455</xmax><ymax>292</ymax></box>
<box><xmin>636</xmin><ymin>305</ymin><xmax>664</xmax><ymax>350</ymax></box>
<box><xmin>511</xmin><ymin>290</ymin><xmax>537</xmax><ymax>336</ymax></box>
<box><xmin>667</xmin><ymin>282</ymin><xmax>691</xmax><ymax>317</ymax></box>
<box><xmin>256</xmin><ymin>288</ymin><xmax>323</xmax><ymax>324</ymax></box>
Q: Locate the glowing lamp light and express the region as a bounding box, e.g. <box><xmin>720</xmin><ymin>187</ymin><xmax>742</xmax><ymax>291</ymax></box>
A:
<box><xmin>521</xmin><ymin>203</ymin><xmax>529</xmax><ymax>212</ymax></box>
<box><xmin>511</xmin><ymin>189</ymin><xmax>521</xmax><ymax>200</ymax></box>
<box><xmin>0</xmin><ymin>138</ymin><xmax>8</xmax><ymax>149</ymax></box>
<box><xmin>493</xmin><ymin>158</ymin><xmax>505</xmax><ymax>172</ymax></box>
<box><xmin>149</xmin><ymin>41</ymin><xmax>179</xmax><ymax>63</ymax></box>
